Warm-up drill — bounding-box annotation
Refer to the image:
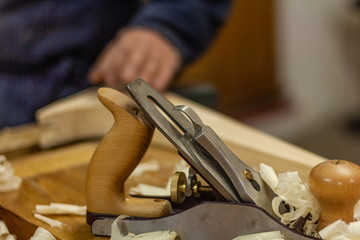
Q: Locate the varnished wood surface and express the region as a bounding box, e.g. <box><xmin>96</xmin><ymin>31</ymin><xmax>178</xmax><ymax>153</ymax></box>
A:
<box><xmin>0</xmin><ymin>141</ymin><xmax>182</xmax><ymax>240</ymax></box>
<box><xmin>86</xmin><ymin>88</ymin><xmax>171</xmax><ymax>218</ymax></box>
<box><xmin>308</xmin><ymin>160</ymin><xmax>360</xmax><ymax>230</ymax></box>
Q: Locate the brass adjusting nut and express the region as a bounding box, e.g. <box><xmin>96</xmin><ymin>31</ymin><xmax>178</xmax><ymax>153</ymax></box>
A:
<box><xmin>170</xmin><ymin>171</ymin><xmax>214</xmax><ymax>204</ymax></box>
<box><xmin>170</xmin><ymin>172</ymin><xmax>187</xmax><ymax>204</ymax></box>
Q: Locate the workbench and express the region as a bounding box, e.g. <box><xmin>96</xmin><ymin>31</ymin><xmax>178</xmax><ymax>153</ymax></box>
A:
<box><xmin>0</xmin><ymin>91</ymin><xmax>326</xmax><ymax>239</ymax></box>
<box><xmin>0</xmin><ymin>140</ymin><xmax>182</xmax><ymax>240</ymax></box>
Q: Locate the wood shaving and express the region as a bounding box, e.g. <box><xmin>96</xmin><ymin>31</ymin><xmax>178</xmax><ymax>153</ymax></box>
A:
<box><xmin>34</xmin><ymin>213</ymin><xmax>62</xmax><ymax>228</ymax></box>
<box><xmin>0</xmin><ymin>221</ymin><xmax>16</xmax><ymax>240</ymax></box>
<box><xmin>233</xmin><ymin>231</ymin><xmax>284</xmax><ymax>240</ymax></box>
<box><xmin>110</xmin><ymin>216</ymin><xmax>177</xmax><ymax>240</ymax></box>
<box><xmin>260</xmin><ymin>163</ymin><xmax>279</xmax><ymax>191</ymax></box>
<box><xmin>129</xmin><ymin>183</ymin><xmax>169</xmax><ymax>197</ymax></box>
<box><xmin>354</xmin><ymin>199</ymin><xmax>360</xmax><ymax>221</ymax></box>
<box><xmin>0</xmin><ymin>155</ymin><xmax>22</xmax><ymax>192</ymax></box>
<box><xmin>260</xmin><ymin>163</ymin><xmax>320</xmax><ymax>236</ymax></box>
<box><xmin>30</xmin><ymin>227</ymin><xmax>56</xmax><ymax>240</ymax></box>
<box><xmin>319</xmin><ymin>220</ymin><xmax>350</xmax><ymax>240</ymax></box>
<box><xmin>260</xmin><ymin>163</ymin><xmax>360</xmax><ymax>239</ymax></box>
<box><xmin>349</xmin><ymin>221</ymin><xmax>360</xmax><ymax>239</ymax></box>
<box><xmin>35</xmin><ymin>203</ymin><xmax>86</xmax><ymax>215</ymax></box>
<box><xmin>318</xmin><ymin>220</ymin><xmax>359</xmax><ymax>240</ymax></box>
<box><xmin>129</xmin><ymin>161</ymin><xmax>189</xmax><ymax>197</ymax></box>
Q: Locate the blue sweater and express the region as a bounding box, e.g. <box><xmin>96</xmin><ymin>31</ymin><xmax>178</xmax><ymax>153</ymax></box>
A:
<box><xmin>0</xmin><ymin>0</ymin><xmax>231</xmax><ymax>72</ymax></box>
<box><xmin>0</xmin><ymin>0</ymin><xmax>231</xmax><ymax>127</ymax></box>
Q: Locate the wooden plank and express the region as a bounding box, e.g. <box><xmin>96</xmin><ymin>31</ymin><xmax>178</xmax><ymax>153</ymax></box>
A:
<box><xmin>1</xmin><ymin>87</ymin><xmax>326</xmax><ymax>182</ymax></box>
<box><xmin>0</xmin><ymin>88</ymin><xmax>113</xmax><ymax>155</ymax></box>
<box><xmin>0</xmin><ymin>123</ymin><xmax>43</xmax><ymax>156</ymax></box>
<box><xmin>36</xmin><ymin>88</ymin><xmax>113</xmax><ymax>149</ymax></box>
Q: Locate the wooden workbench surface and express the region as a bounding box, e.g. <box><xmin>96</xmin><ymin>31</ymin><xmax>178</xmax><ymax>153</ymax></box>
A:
<box><xmin>0</xmin><ymin>90</ymin><xmax>327</xmax><ymax>239</ymax></box>
<box><xmin>0</xmin><ymin>141</ymin><xmax>183</xmax><ymax>240</ymax></box>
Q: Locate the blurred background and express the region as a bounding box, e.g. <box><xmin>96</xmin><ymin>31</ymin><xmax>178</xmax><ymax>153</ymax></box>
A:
<box><xmin>172</xmin><ymin>0</ymin><xmax>360</xmax><ymax>165</ymax></box>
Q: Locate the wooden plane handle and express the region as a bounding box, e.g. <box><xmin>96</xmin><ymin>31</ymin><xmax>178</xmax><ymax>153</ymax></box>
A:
<box><xmin>86</xmin><ymin>87</ymin><xmax>171</xmax><ymax>218</ymax></box>
<box><xmin>308</xmin><ymin>160</ymin><xmax>360</xmax><ymax>230</ymax></box>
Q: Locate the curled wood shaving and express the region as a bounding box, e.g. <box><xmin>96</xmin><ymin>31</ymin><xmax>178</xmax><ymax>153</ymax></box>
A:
<box><xmin>260</xmin><ymin>163</ymin><xmax>360</xmax><ymax>239</ymax></box>
<box><xmin>260</xmin><ymin>163</ymin><xmax>320</xmax><ymax>236</ymax></box>
<box><xmin>319</xmin><ymin>219</ymin><xmax>360</xmax><ymax>240</ymax></box>
<box><xmin>30</xmin><ymin>227</ymin><xmax>56</xmax><ymax>240</ymax></box>
<box><xmin>260</xmin><ymin>163</ymin><xmax>278</xmax><ymax>191</ymax></box>
<box><xmin>0</xmin><ymin>155</ymin><xmax>22</xmax><ymax>192</ymax></box>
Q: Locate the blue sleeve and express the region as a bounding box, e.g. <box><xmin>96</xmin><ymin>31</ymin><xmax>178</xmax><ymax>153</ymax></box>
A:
<box><xmin>129</xmin><ymin>0</ymin><xmax>233</xmax><ymax>66</ymax></box>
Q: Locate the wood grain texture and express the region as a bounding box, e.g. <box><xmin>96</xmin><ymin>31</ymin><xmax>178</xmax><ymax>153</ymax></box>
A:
<box><xmin>308</xmin><ymin>160</ymin><xmax>360</xmax><ymax>230</ymax></box>
<box><xmin>0</xmin><ymin>165</ymin><xmax>99</xmax><ymax>240</ymax></box>
<box><xmin>10</xmin><ymin>141</ymin><xmax>97</xmax><ymax>178</ymax></box>
<box><xmin>86</xmin><ymin>88</ymin><xmax>171</xmax><ymax>218</ymax></box>
<box><xmin>0</xmin><ymin>142</ymin><xmax>182</xmax><ymax>240</ymax></box>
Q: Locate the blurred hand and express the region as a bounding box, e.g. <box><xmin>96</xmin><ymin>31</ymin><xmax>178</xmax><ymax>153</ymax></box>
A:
<box><xmin>89</xmin><ymin>27</ymin><xmax>181</xmax><ymax>91</ymax></box>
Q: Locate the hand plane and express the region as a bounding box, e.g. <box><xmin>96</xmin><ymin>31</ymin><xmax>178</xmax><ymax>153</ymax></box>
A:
<box><xmin>86</xmin><ymin>78</ymin><xmax>321</xmax><ymax>239</ymax></box>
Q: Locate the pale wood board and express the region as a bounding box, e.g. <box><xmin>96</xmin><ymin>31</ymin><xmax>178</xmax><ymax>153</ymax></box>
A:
<box><xmin>0</xmin><ymin>88</ymin><xmax>326</xmax><ymax>181</ymax></box>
